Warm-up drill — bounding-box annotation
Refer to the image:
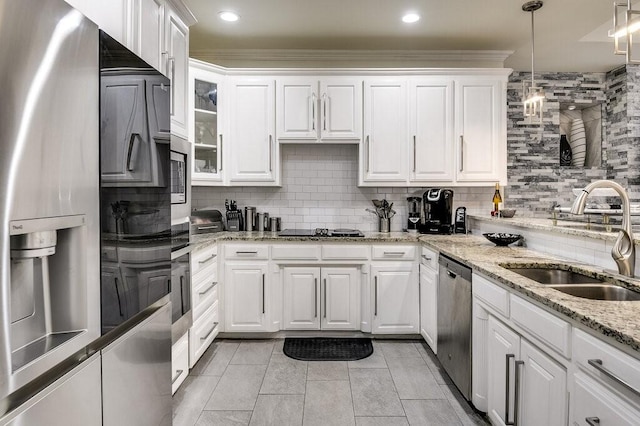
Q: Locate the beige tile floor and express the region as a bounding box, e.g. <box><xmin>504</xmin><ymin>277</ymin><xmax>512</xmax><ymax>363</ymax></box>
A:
<box><xmin>173</xmin><ymin>339</ymin><xmax>489</xmax><ymax>426</ymax></box>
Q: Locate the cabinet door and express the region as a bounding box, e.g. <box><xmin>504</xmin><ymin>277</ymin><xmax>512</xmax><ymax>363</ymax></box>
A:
<box><xmin>455</xmin><ymin>78</ymin><xmax>505</xmax><ymax>183</ymax></box>
<box><xmin>487</xmin><ymin>316</ymin><xmax>521</xmax><ymax>426</ymax></box>
<box><xmin>282</xmin><ymin>267</ymin><xmax>320</xmax><ymax>330</ymax></box>
<box><xmin>100</xmin><ymin>76</ymin><xmax>153</xmax><ymax>184</ymax></box>
<box><xmin>228</xmin><ymin>78</ymin><xmax>278</xmax><ymax>184</ymax></box>
<box><xmin>320</xmin><ymin>78</ymin><xmax>362</xmax><ymax>141</ymax></box>
<box><xmin>190</xmin><ymin>63</ymin><xmax>224</xmax><ymax>184</ymax></box>
<box><xmin>362</xmin><ymin>79</ymin><xmax>408</xmax><ymax>183</ymax></box>
<box><xmin>131</xmin><ymin>0</ymin><xmax>164</xmax><ymax>72</ymax></box>
<box><xmin>64</xmin><ymin>0</ymin><xmax>129</xmax><ymax>46</ymax></box>
<box><xmin>519</xmin><ymin>340</ymin><xmax>567</xmax><ymax>426</ymax></box>
<box><xmin>321</xmin><ymin>267</ymin><xmax>360</xmax><ymax>330</ymax></box>
<box><xmin>165</xmin><ymin>4</ymin><xmax>189</xmax><ymax>138</ymax></box>
<box><xmin>419</xmin><ymin>264</ymin><xmax>438</xmax><ymax>353</ymax></box>
<box><xmin>371</xmin><ymin>262</ymin><xmax>419</xmax><ymax>333</ymax></box>
<box><xmin>224</xmin><ymin>262</ymin><xmax>269</xmax><ymax>331</ymax></box>
<box><xmin>277</xmin><ymin>78</ymin><xmax>318</xmax><ymax>140</ymax></box>
<box><xmin>571</xmin><ymin>372</ymin><xmax>640</xmax><ymax>426</ymax></box>
<box><xmin>410</xmin><ymin>79</ymin><xmax>454</xmax><ymax>183</ymax></box>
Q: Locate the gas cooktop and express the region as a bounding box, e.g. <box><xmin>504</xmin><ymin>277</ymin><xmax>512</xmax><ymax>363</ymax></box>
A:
<box><xmin>278</xmin><ymin>228</ymin><xmax>365</xmax><ymax>237</ymax></box>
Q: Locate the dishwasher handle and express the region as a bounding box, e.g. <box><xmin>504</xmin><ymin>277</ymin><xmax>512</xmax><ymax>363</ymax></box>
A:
<box><xmin>446</xmin><ymin>270</ymin><xmax>457</xmax><ymax>279</ymax></box>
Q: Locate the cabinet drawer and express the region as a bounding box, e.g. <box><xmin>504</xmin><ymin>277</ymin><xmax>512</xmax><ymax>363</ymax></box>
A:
<box><xmin>189</xmin><ymin>301</ymin><xmax>219</xmax><ymax>368</ymax></box>
<box><xmin>573</xmin><ymin>328</ymin><xmax>640</xmax><ymax>397</ymax></box>
<box><xmin>225</xmin><ymin>244</ymin><xmax>269</xmax><ymax>260</ymax></box>
<box><xmin>371</xmin><ymin>245</ymin><xmax>416</xmax><ymax>260</ymax></box>
<box><xmin>272</xmin><ymin>245</ymin><xmax>320</xmax><ymax>260</ymax></box>
<box><xmin>420</xmin><ymin>246</ymin><xmax>438</xmax><ymax>270</ymax></box>
<box><xmin>171</xmin><ymin>333</ymin><xmax>189</xmax><ymax>395</ymax></box>
<box><xmin>472</xmin><ymin>273</ymin><xmax>509</xmax><ymax>317</ymax></box>
<box><xmin>322</xmin><ymin>245</ymin><xmax>369</xmax><ymax>260</ymax></box>
<box><xmin>192</xmin><ymin>277</ymin><xmax>218</xmax><ymax>321</ymax></box>
<box><xmin>192</xmin><ymin>244</ymin><xmax>218</xmax><ymax>275</ymax></box>
<box><xmin>193</xmin><ymin>260</ymin><xmax>217</xmax><ymax>286</ymax></box>
<box><xmin>510</xmin><ymin>295</ymin><xmax>571</xmax><ymax>357</ymax></box>
<box><xmin>571</xmin><ymin>372</ymin><xmax>640</xmax><ymax>425</ymax></box>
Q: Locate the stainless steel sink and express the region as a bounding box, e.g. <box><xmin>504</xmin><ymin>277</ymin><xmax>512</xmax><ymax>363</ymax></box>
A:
<box><xmin>502</xmin><ymin>264</ymin><xmax>640</xmax><ymax>301</ymax></box>
<box><xmin>506</xmin><ymin>267</ymin><xmax>604</xmax><ymax>285</ymax></box>
<box><xmin>547</xmin><ymin>284</ymin><xmax>640</xmax><ymax>301</ymax></box>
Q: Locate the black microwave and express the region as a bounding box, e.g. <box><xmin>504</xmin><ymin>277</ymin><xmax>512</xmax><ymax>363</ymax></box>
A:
<box><xmin>171</xmin><ymin>150</ymin><xmax>187</xmax><ymax>204</ymax></box>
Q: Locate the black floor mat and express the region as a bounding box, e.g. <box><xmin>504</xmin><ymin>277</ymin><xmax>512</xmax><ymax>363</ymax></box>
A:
<box><xmin>283</xmin><ymin>337</ymin><xmax>373</xmax><ymax>361</ymax></box>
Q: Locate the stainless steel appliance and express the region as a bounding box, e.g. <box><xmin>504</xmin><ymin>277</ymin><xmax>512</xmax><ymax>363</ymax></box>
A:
<box><xmin>191</xmin><ymin>209</ymin><xmax>224</xmax><ymax>234</ymax></box>
<box><xmin>437</xmin><ymin>255</ymin><xmax>472</xmax><ymax>401</ymax></box>
<box><xmin>0</xmin><ymin>0</ymin><xmax>101</xmax><ymax>420</ymax></box>
<box><xmin>171</xmin><ymin>135</ymin><xmax>191</xmax><ymax>221</ymax></box>
<box><xmin>419</xmin><ymin>188</ymin><xmax>454</xmax><ymax>234</ymax></box>
<box><xmin>99</xmin><ymin>30</ymin><xmax>171</xmax><ymax>425</ymax></box>
<box><xmin>455</xmin><ymin>207</ymin><xmax>467</xmax><ymax>234</ymax></box>
<box><xmin>171</xmin><ymin>221</ymin><xmax>192</xmax><ymax>343</ymax></box>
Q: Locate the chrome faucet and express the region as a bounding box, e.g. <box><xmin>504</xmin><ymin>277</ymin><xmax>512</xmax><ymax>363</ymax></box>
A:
<box><xmin>570</xmin><ymin>180</ymin><xmax>636</xmax><ymax>277</ymax></box>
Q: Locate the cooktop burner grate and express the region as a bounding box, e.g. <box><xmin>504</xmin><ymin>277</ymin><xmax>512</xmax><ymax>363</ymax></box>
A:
<box><xmin>278</xmin><ymin>228</ymin><xmax>364</xmax><ymax>237</ymax></box>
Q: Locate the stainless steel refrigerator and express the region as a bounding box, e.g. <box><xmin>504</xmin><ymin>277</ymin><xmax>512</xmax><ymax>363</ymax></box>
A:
<box><xmin>0</xmin><ymin>0</ymin><xmax>101</xmax><ymax>423</ymax></box>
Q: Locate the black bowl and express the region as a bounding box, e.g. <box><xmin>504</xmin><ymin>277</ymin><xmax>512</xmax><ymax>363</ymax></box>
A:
<box><xmin>483</xmin><ymin>232</ymin><xmax>522</xmax><ymax>246</ymax></box>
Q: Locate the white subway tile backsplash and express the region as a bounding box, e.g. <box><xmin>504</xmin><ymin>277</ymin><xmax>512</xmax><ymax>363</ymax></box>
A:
<box><xmin>193</xmin><ymin>144</ymin><xmax>494</xmax><ymax>232</ymax></box>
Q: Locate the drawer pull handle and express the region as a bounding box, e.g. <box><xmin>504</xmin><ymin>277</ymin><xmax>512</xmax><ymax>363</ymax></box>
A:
<box><xmin>374</xmin><ymin>276</ymin><xmax>378</xmax><ymax>316</ymax></box>
<box><xmin>171</xmin><ymin>369</ymin><xmax>184</xmax><ymax>385</ymax></box>
<box><xmin>198</xmin><ymin>254</ymin><xmax>216</xmax><ymax>264</ymax></box>
<box><xmin>236</xmin><ymin>251</ymin><xmax>258</xmax><ymax>255</ymax></box>
<box><xmin>585</xmin><ymin>418</ymin><xmax>600</xmax><ymax>426</ymax></box>
<box><xmin>200</xmin><ymin>322</ymin><xmax>218</xmax><ymax>341</ymax></box>
<box><xmin>314</xmin><ymin>278</ymin><xmax>318</xmax><ymax>318</ymax></box>
<box><xmin>199</xmin><ymin>282</ymin><xmax>217</xmax><ymax>295</ymax></box>
<box><xmin>262</xmin><ymin>274</ymin><xmax>266</xmax><ymax>314</ymax></box>
<box><xmin>384</xmin><ymin>251</ymin><xmax>406</xmax><ymax>256</ymax></box>
<box><xmin>422</xmin><ymin>255</ymin><xmax>432</xmax><ymax>261</ymax></box>
<box><xmin>514</xmin><ymin>360</ymin><xmax>524</xmax><ymax>426</ymax></box>
<box><xmin>588</xmin><ymin>358</ymin><xmax>640</xmax><ymax>397</ymax></box>
<box><xmin>323</xmin><ymin>278</ymin><xmax>327</xmax><ymax>318</ymax></box>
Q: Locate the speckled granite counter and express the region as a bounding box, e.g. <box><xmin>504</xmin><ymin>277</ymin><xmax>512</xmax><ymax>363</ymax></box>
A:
<box><xmin>191</xmin><ymin>230</ymin><xmax>640</xmax><ymax>355</ymax></box>
<box><xmin>469</xmin><ymin>214</ymin><xmax>640</xmax><ymax>245</ymax></box>
<box><xmin>419</xmin><ymin>234</ymin><xmax>640</xmax><ymax>355</ymax></box>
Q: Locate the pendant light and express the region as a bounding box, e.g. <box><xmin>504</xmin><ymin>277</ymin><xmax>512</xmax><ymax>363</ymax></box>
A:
<box><xmin>522</xmin><ymin>1</ymin><xmax>544</xmax><ymax>125</ymax></box>
<box><xmin>610</xmin><ymin>0</ymin><xmax>640</xmax><ymax>63</ymax></box>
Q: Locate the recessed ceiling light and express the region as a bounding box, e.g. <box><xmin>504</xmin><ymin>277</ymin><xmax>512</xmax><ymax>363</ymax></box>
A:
<box><xmin>402</xmin><ymin>13</ymin><xmax>420</xmax><ymax>23</ymax></box>
<box><xmin>219</xmin><ymin>11</ymin><xmax>239</xmax><ymax>22</ymax></box>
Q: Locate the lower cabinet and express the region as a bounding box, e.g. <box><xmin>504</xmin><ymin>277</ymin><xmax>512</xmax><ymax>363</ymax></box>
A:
<box><xmin>171</xmin><ymin>332</ymin><xmax>189</xmax><ymax>395</ymax></box>
<box><xmin>370</xmin><ymin>262</ymin><xmax>419</xmax><ymax>334</ymax></box>
<box><xmin>571</xmin><ymin>372</ymin><xmax>640</xmax><ymax>425</ymax></box>
<box><xmin>419</xmin><ymin>263</ymin><xmax>437</xmax><ymax>353</ymax></box>
<box><xmin>224</xmin><ymin>262</ymin><xmax>270</xmax><ymax>332</ymax></box>
<box><xmin>282</xmin><ymin>266</ymin><xmax>360</xmax><ymax>330</ymax></box>
<box><xmin>487</xmin><ymin>315</ymin><xmax>567</xmax><ymax>426</ymax></box>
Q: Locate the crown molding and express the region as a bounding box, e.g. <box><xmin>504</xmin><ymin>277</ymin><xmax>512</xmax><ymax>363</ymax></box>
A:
<box><xmin>190</xmin><ymin>49</ymin><xmax>514</xmax><ymax>66</ymax></box>
<box><xmin>166</xmin><ymin>0</ymin><xmax>197</xmax><ymax>26</ymax></box>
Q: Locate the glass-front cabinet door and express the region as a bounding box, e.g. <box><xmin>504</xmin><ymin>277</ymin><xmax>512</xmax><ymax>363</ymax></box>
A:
<box><xmin>189</xmin><ymin>60</ymin><xmax>225</xmax><ymax>185</ymax></box>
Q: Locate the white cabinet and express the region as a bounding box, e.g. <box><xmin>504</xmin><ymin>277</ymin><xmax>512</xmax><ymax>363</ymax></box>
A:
<box><xmin>228</xmin><ymin>78</ymin><xmax>279</xmax><ymax>185</ymax></box>
<box><xmin>487</xmin><ymin>316</ymin><xmax>567</xmax><ymax>426</ymax></box>
<box><xmin>224</xmin><ymin>262</ymin><xmax>270</xmax><ymax>331</ymax></box>
<box><xmin>64</xmin><ymin>0</ymin><xmax>129</xmax><ymax>46</ymax></box>
<box><xmin>455</xmin><ymin>78</ymin><xmax>506</xmax><ymax>184</ymax></box>
<box><xmin>276</xmin><ymin>77</ymin><xmax>362</xmax><ymax>142</ymax></box>
<box><xmin>361</xmin><ymin>79</ymin><xmax>408</xmax><ymax>184</ymax></box>
<box><xmin>370</xmin><ymin>262</ymin><xmax>419</xmax><ymax>333</ymax></box>
<box><xmin>419</xmin><ymin>252</ymin><xmax>438</xmax><ymax>353</ymax></box>
<box><xmin>571</xmin><ymin>372</ymin><xmax>640</xmax><ymax>426</ymax></box>
<box><xmin>189</xmin><ymin>60</ymin><xmax>225</xmax><ymax>185</ymax></box>
<box><xmin>130</xmin><ymin>0</ymin><xmax>164</xmax><ymax>72</ymax></box>
<box><xmin>282</xmin><ymin>266</ymin><xmax>359</xmax><ymax>330</ymax></box>
<box><xmin>171</xmin><ymin>332</ymin><xmax>188</xmax><ymax>394</ymax></box>
<box><xmin>165</xmin><ymin>3</ymin><xmax>189</xmax><ymax>138</ymax></box>
<box><xmin>409</xmin><ymin>79</ymin><xmax>454</xmax><ymax>183</ymax></box>
<box><xmin>189</xmin><ymin>244</ymin><xmax>219</xmax><ymax>368</ymax></box>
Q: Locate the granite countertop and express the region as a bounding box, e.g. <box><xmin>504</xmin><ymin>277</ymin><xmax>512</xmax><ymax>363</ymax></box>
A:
<box><xmin>469</xmin><ymin>214</ymin><xmax>640</xmax><ymax>245</ymax></box>
<box><xmin>419</xmin><ymin>234</ymin><xmax>640</xmax><ymax>355</ymax></box>
<box><xmin>191</xmin><ymin>229</ymin><xmax>640</xmax><ymax>355</ymax></box>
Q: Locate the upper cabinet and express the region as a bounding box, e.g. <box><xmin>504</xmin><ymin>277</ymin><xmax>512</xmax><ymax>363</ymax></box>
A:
<box><xmin>276</xmin><ymin>77</ymin><xmax>362</xmax><ymax>143</ymax></box>
<box><xmin>361</xmin><ymin>79</ymin><xmax>409</xmax><ymax>184</ymax></box>
<box><xmin>455</xmin><ymin>77</ymin><xmax>506</xmax><ymax>184</ymax></box>
<box><xmin>189</xmin><ymin>60</ymin><xmax>225</xmax><ymax>185</ymax></box>
<box><xmin>64</xmin><ymin>0</ymin><xmax>195</xmax><ymax>140</ymax></box>
<box><xmin>228</xmin><ymin>77</ymin><xmax>279</xmax><ymax>186</ymax></box>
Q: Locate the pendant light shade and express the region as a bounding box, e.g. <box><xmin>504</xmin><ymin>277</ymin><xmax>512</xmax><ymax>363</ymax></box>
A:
<box><xmin>522</xmin><ymin>1</ymin><xmax>544</xmax><ymax>125</ymax></box>
<box><xmin>610</xmin><ymin>0</ymin><xmax>640</xmax><ymax>63</ymax></box>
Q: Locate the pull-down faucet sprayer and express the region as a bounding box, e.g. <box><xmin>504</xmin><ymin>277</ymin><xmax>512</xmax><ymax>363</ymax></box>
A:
<box><xmin>570</xmin><ymin>180</ymin><xmax>635</xmax><ymax>277</ymax></box>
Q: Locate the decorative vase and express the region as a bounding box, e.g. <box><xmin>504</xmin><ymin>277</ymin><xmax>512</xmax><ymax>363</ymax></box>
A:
<box><xmin>569</xmin><ymin>117</ymin><xmax>587</xmax><ymax>167</ymax></box>
<box><xmin>560</xmin><ymin>134</ymin><xmax>572</xmax><ymax>166</ymax></box>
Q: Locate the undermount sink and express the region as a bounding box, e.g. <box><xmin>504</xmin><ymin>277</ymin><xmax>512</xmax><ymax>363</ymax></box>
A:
<box><xmin>502</xmin><ymin>264</ymin><xmax>640</xmax><ymax>301</ymax></box>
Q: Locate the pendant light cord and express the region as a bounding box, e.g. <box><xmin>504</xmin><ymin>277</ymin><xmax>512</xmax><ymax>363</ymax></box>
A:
<box><xmin>530</xmin><ymin>10</ymin><xmax>535</xmax><ymax>90</ymax></box>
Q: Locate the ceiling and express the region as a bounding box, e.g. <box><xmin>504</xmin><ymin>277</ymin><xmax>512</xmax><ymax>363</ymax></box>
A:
<box><xmin>185</xmin><ymin>0</ymin><xmax>627</xmax><ymax>72</ymax></box>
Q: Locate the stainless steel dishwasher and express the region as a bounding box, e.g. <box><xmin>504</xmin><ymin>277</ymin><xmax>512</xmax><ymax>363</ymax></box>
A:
<box><xmin>437</xmin><ymin>254</ymin><xmax>472</xmax><ymax>401</ymax></box>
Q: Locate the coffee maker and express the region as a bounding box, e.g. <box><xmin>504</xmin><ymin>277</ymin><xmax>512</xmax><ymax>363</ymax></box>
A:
<box><xmin>419</xmin><ymin>188</ymin><xmax>454</xmax><ymax>234</ymax></box>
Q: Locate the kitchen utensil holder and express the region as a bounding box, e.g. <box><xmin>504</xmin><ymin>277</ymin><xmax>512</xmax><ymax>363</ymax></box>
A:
<box><xmin>379</xmin><ymin>218</ymin><xmax>390</xmax><ymax>233</ymax></box>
